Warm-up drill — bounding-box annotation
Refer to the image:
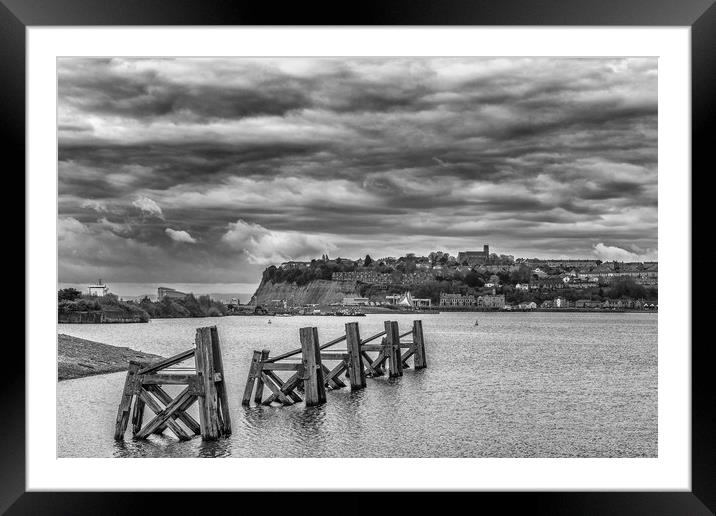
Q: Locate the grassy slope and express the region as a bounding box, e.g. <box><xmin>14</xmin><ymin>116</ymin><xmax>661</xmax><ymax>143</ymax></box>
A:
<box><xmin>58</xmin><ymin>334</ymin><xmax>165</xmax><ymax>381</ymax></box>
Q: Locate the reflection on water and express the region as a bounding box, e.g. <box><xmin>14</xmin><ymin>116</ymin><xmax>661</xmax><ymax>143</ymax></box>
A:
<box><xmin>58</xmin><ymin>312</ymin><xmax>657</xmax><ymax>458</ymax></box>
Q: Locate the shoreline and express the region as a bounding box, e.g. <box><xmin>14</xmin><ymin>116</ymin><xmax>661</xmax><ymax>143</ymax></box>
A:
<box><xmin>58</xmin><ymin>334</ymin><xmax>165</xmax><ymax>381</ymax></box>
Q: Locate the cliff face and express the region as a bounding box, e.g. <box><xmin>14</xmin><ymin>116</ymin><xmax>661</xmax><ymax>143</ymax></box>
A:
<box><xmin>252</xmin><ymin>279</ymin><xmax>360</xmax><ymax>306</ymax></box>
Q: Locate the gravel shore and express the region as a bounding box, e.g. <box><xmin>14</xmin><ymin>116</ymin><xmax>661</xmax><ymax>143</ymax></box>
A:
<box><xmin>58</xmin><ymin>334</ymin><xmax>165</xmax><ymax>381</ymax></box>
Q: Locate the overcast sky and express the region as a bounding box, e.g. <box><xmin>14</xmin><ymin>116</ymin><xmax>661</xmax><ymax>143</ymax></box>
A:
<box><xmin>58</xmin><ymin>57</ymin><xmax>657</xmax><ymax>289</ymax></box>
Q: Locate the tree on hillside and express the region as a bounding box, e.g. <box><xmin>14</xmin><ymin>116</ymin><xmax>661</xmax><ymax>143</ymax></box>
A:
<box><xmin>509</xmin><ymin>265</ymin><xmax>532</xmax><ymax>285</ymax></box>
<box><xmin>58</xmin><ymin>288</ymin><xmax>82</xmax><ymax>301</ymax></box>
<box><xmin>607</xmin><ymin>278</ymin><xmax>646</xmax><ymax>299</ymax></box>
<box><xmin>364</xmin><ymin>254</ymin><xmax>373</xmax><ymax>267</ymax></box>
<box><xmin>464</xmin><ymin>271</ymin><xmax>484</xmax><ymax>288</ymax></box>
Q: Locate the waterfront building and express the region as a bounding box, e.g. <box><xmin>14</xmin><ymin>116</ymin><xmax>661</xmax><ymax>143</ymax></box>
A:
<box><xmin>87</xmin><ymin>279</ymin><xmax>109</xmax><ymax>297</ymax></box>
<box><xmin>575</xmin><ymin>299</ymin><xmax>602</xmax><ymax>309</ymax></box>
<box><xmin>385</xmin><ymin>292</ymin><xmax>431</xmax><ymax>308</ymax></box>
<box><xmin>439</xmin><ymin>292</ymin><xmax>476</xmax><ymax>307</ymax></box>
<box><xmin>477</xmin><ymin>294</ymin><xmax>505</xmax><ymax>308</ymax></box>
<box><xmin>157</xmin><ymin>286</ymin><xmax>188</xmax><ymax>300</ymax></box>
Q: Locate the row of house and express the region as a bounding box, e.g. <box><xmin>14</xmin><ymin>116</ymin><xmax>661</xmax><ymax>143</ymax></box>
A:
<box><xmin>332</xmin><ymin>270</ymin><xmax>441</xmax><ymax>286</ymax></box>
<box><xmin>438</xmin><ymin>292</ymin><xmax>506</xmax><ymax>308</ymax></box>
<box><xmin>541</xmin><ymin>297</ymin><xmax>657</xmax><ymax>309</ymax></box>
<box><xmin>332</xmin><ymin>271</ymin><xmax>392</xmax><ymax>284</ymax></box>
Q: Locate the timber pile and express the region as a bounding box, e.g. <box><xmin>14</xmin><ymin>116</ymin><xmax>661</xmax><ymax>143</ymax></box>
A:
<box><xmin>113</xmin><ymin>326</ymin><xmax>231</xmax><ymax>442</ymax></box>
<box><xmin>242</xmin><ymin>320</ymin><xmax>427</xmax><ymax>407</ymax></box>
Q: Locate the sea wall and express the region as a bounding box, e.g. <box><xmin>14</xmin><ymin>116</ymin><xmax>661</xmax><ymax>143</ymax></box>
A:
<box><xmin>252</xmin><ymin>279</ymin><xmax>360</xmax><ymax>306</ymax></box>
<box><xmin>59</xmin><ymin>310</ymin><xmax>147</xmax><ymax>324</ymax></box>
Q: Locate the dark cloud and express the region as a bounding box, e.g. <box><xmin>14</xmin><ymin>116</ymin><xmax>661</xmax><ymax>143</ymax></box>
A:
<box><xmin>58</xmin><ymin>57</ymin><xmax>658</xmax><ymax>285</ymax></box>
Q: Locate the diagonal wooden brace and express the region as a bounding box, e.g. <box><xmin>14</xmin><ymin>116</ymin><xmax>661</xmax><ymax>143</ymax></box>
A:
<box><xmin>260</xmin><ymin>372</ymin><xmax>294</xmax><ymax>405</ymax></box>
<box><xmin>137</xmin><ymin>388</ymin><xmax>192</xmax><ymax>441</ymax></box>
<box><xmin>263</xmin><ymin>370</ymin><xmax>302</xmax><ymax>402</ymax></box>
<box><xmin>262</xmin><ymin>371</ymin><xmax>303</xmax><ymax>405</ymax></box>
<box><xmin>322</xmin><ymin>363</ymin><xmax>347</xmax><ymax>389</ymax></box>
<box><xmin>136</xmin><ymin>387</ymin><xmax>195</xmax><ymax>439</ymax></box>
<box><xmin>145</xmin><ymin>384</ymin><xmax>201</xmax><ymax>435</ymax></box>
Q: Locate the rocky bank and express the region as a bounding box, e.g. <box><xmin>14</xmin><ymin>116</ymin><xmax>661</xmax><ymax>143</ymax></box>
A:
<box><xmin>58</xmin><ymin>334</ymin><xmax>165</xmax><ymax>381</ymax></box>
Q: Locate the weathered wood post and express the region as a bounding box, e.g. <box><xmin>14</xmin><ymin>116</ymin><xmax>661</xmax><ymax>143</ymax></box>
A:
<box><xmin>300</xmin><ymin>327</ymin><xmax>327</xmax><ymax>406</ymax></box>
<box><xmin>131</xmin><ymin>391</ymin><xmax>146</xmax><ymax>436</ymax></box>
<box><xmin>114</xmin><ymin>360</ymin><xmax>141</xmax><ymax>440</ymax></box>
<box><xmin>345</xmin><ymin>322</ymin><xmax>366</xmax><ymax>390</ymax></box>
<box><xmin>209</xmin><ymin>326</ymin><xmax>232</xmax><ymax>435</ymax></box>
<box><xmin>195</xmin><ymin>326</ymin><xmax>221</xmax><ymax>439</ymax></box>
<box><xmin>385</xmin><ymin>320</ymin><xmax>403</xmax><ymax>378</ymax></box>
<box><xmin>242</xmin><ymin>350</ymin><xmax>263</xmax><ymax>406</ymax></box>
<box><xmin>412</xmin><ymin>320</ymin><xmax>427</xmax><ymax>369</ymax></box>
<box><xmin>254</xmin><ymin>349</ymin><xmax>270</xmax><ymax>404</ymax></box>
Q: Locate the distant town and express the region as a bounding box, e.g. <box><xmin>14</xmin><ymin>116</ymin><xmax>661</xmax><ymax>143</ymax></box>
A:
<box><xmin>58</xmin><ymin>244</ymin><xmax>657</xmax><ymax>323</ymax></box>
<box><xmin>249</xmin><ymin>245</ymin><xmax>658</xmax><ymax>313</ymax></box>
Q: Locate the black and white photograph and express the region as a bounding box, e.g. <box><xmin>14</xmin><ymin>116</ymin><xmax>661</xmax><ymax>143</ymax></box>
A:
<box><xmin>56</xmin><ymin>56</ymin><xmax>659</xmax><ymax>459</ymax></box>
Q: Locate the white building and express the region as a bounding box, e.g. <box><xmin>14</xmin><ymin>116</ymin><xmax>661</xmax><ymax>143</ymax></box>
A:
<box><xmin>87</xmin><ymin>279</ymin><xmax>109</xmax><ymax>297</ymax></box>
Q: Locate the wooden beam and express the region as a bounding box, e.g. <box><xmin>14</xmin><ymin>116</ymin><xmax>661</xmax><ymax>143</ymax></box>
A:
<box><xmin>137</xmin><ymin>388</ymin><xmax>192</xmax><ymax>441</ymax></box>
<box><xmin>260</xmin><ymin>372</ymin><xmax>294</xmax><ymax>405</ymax></box>
<box><xmin>323</xmin><ymin>362</ymin><xmax>347</xmax><ymax>389</ymax></box>
<box><xmin>300</xmin><ymin>327</ymin><xmax>326</xmax><ymax>406</ymax></box>
<box><xmin>140</xmin><ymin>373</ymin><xmax>195</xmax><ymax>385</ymax></box>
<box><xmin>253</xmin><ymin>349</ymin><xmax>270</xmax><ymax>405</ymax></box>
<box><xmin>114</xmin><ymin>361</ymin><xmax>141</xmax><ymax>440</ymax></box>
<box><xmin>209</xmin><ymin>326</ymin><xmax>232</xmax><ymax>436</ymax></box>
<box><xmin>401</xmin><ymin>349</ymin><xmax>415</xmax><ymax>368</ymax></box>
<box><xmin>130</xmin><ymin>387</ymin><xmax>145</xmax><ymax>437</ymax></box>
<box><xmin>195</xmin><ymin>327</ymin><xmax>220</xmax><ymax>440</ymax></box>
<box><xmin>138</xmin><ymin>349</ymin><xmax>195</xmax><ymax>375</ymax></box>
<box><xmin>385</xmin><ymin>321</ymin><xmax>403</xmax><ymax>378</ymax></box>
<box><xmin>361</xmin><ymin>350</ymin><xmax>383</xmax><ymax>377</ymax></box>
<box><xmin>242</xmin><ymin>350</ymin><xmax>262</xmax><ymax>406</ymax></box>
<box><xmin>360</xmin><ymin>330</ymin><xmax>386</xmax><ymax>345</ymax></box>
<box><xmin>413</xmin><ymin>320</ymin><xmax>427</xmax><ymax>369</ymax></box>
<box><xmin>262</xmin><ymin>371</ymin><xmax>303</xmax><ymax>405</ymax></box>
<box><xmin>320</xmin><ymin>352</ymin><xmax>350</xmax><ymax>361</ymax></box>
<box><xmin>261</xmin><ymin>362</ymin><xmax>303</xmax><ymax>371</ymax></box>
<box><xmin>145</xmin><ymin>384</ymin><xmax>201</xmax><ymax>435</ymax></box>
<box><xmin>263</xmin><ymin>334</ymin><xmax>347</xmax><ymax>363</ymax></box>
<box><xmin>345</xmin><ymin>322</ymin><xmax>366</xmax><ymax>390</ymax></box>
<box><xmin>263</xmin><ymin>370</ymin><xmax>302</xmax><ymax>402</ymax></box>
<box><xmin>135</xmin><ymin>387</ymin><xmax>194</xmax><ymax>439</ymax></box>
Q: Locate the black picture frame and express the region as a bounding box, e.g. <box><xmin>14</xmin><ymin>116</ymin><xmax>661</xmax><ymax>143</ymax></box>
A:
<box><xmin>5</xmin><ymin>0</ymin><xmax>713</xmax><ymax>514</ymax></box>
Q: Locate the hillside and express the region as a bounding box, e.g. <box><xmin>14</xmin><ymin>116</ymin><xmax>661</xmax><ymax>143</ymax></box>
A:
<box><xmin>252</xmin><ymin>278</ymin><xmax>360</xmax><ymax>306</ymax></box>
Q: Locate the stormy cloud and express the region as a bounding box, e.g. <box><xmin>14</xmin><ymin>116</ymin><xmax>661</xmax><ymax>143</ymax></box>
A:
<box><xmin>58</xmin><ymin>57</ymin><xmax>658</xmax><ymax>287</ymax></box>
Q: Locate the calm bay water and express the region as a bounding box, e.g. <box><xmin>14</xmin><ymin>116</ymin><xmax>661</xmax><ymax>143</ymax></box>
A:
<box><xmin>57</xmin><ymin>312</ymin><xmax>657</xmax><ymax>458</ymax></box>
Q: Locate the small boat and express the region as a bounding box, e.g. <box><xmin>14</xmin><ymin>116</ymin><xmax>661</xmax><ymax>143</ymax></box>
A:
<box><xmin>268</xmin><ymin>319</ymin><xmax>272</xmax><ymax>324</ymax></box>
<box><xmin>474</xmin><ymin>320</ymin><xmax>479</xmax><ymax>326</ymax></box>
